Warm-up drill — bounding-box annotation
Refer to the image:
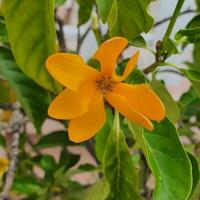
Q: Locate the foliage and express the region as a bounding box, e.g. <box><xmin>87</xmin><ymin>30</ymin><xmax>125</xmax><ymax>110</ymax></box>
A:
<box><xmin>0</xmin><ymin>0</ymin><xmax>200</xmax><ymax>200</ymax></box>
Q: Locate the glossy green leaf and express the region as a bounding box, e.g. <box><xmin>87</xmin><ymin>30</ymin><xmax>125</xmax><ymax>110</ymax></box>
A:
<box><xmin>83</xmin><ymin>179</ymin><xmax>110</xmax><ymax>200</ymax></box>
<box><xmin>77</xmin><ymin>0</ymin><xmax>93</xmax><ymax>26</ymax></box>
<box><xmin>0</xmin><ymin>47</ymin><xmax>50</xmax><ymax>132</ymax></box>
<box><xmin>35</xmin><ymin>131</ymin><xmax>69</xmax><ymax>149</ymax></box>
<box><xmin>4</xmin><ymin>0</ymin><xmax>61</xmax><ymax>92</ymax></box>
<box><xmin>129</xmin><ymin>118</ymin><xmax>193</xmax><ymax>200</ymax></box>
<box><xmin>103</xmin><ymin>112</ymin><xmax>141</xmax><ymax>200</ymax></box>
<box><xmin>150</xmin><ymin>79</ymin><xmax>180</xmax><ymax>123</ymax></box>
<box><xmin>96</xmin><ymin>0</ymin><xmax>153</xmax><ymax>40</ymax></box>
<box><xmin>187</xmin><ymin>153</ymin><xmax>200</xmax><ymax>198</ymax></box>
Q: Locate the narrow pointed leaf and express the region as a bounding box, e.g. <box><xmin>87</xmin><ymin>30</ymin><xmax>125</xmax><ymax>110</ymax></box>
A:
<box><xmin>103</xmin><ymin>112</ymin><xmax>142</xmax><ymax>200</ymax></box>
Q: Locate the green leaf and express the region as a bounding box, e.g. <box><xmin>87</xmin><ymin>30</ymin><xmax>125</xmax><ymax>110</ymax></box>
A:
<box><xmin>40</xmin><ymin>155</ymin><xmax>57</xmax><ymax>172</ymax></box>
<box><xmin>0</xmin><ymin>47</ymin><xmax>50</xmax><ymax>132</ymax></box>
<box><xmin>187</xmin><ymin>15</ymin><xmax>200</xmax><ymax>29</ymax></box>
<box><xmin>55</xmin><ymin>0</ymin><xmax>66</xmax><ymax>6</ymax></box>
<box><xmin>129</xmin><ymin>118</ymin><xmax>193</xmax><ymax>200</ymax></box>
<box><xmin>179</xmin><ymin>88</ymin><xmax>200</xmax><ymax>121</ymax></box>
<box><xmin>95</xmin><ymin>108</ymin><xmax>114</xmax><ymax>162</ymax></box>
<box><xmin>187</xmin><ymin>153</ymin><xmax>200</xmax><ymax>198</ymax></box>
<box><xmin>35</xmin><ymin>131</ymin><xmax>69</xmax><ymax>149</ymax></box>
<box><xmin>96</xmin><ymin>0</ymin><xmax>153</xmax><ymax>40</ymax></box>
<box><xmin>182</xmin><ymin>69</ymin><xmax>200</xmax><ymax>97</ymax></box>
<box><xmin>77</xmin><ymin>0</ymin><xmax>93</xmax><ymax>26</ymax></box>
<box><xmin>0</xmin><ymin>17</ymin><xmax>8</xmax><ymax>43</ymax></box>
<box><xmin>12</xmin><ymin>176</ymin><xmax>45</xmax><ymax>196</ymax></box>
<box><xmin>197</xmin><ymin>0</ymin><xmax>200</xmax><ymax>10</ymax></box>
<box><xmin>0</xmin><ymin>134</ymin><xmax>6</xmax><ymax>147</ymax></box>
<box><xmin>4</xmin><ymin>0</ymin><xmax>61</xmax><ymax>92</ymax></box>
<box><xmin>59</xmin><ymin>148</ymin><xmax>80</xmax><ymax>170</ymax></box>
<box><xmin>129</xmin><ymin>35</ymin><xmax>147</xmax><ymax>49</ymax></box>
<box><xmin>95</xmin><ymin>0</ymin><xmax>114</xmax><ymax>23</ymax></box>
<box><xmin>83</xmin><ymin>179</ymin><xmax>110</xmax><ymax>200</ymax></box>
<box><xmin>150</xmin><ymin>79</ymin><xmax>180</xmax><ymax>123</ymax></box>
<box><xmin>103</xmin><ymin>112</ymin><xmax>141</xmax><ymax>200</ymax></box>
<box><xmin>193</xmin><ymin>42</ymin><xmax>200</xmax><ymax>71</ymax></box>
<box><xmin>161</xmin><ymin>38</ymin><xmax>179</xmax><ymax>57</ymax></box>
<box><xmin>175</xmin><ymin>28</ymin><xmax>200</xmax><ymax>43</ymax></box>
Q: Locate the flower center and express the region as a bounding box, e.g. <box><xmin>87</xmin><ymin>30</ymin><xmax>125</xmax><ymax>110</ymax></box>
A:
<box><xmin>96</xmin><ymin>75</ymin><xmax>115</xmax><ymax>95</ymax></box>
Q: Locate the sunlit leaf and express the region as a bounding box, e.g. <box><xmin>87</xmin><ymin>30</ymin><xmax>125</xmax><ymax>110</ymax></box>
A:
<box><xmin>129</xmin><ymin>118</ymin><xmax>192</xmax><ymax>200</ymax></box>
<box><xmin>150</xmin><ymin>79</ymin><xmax>180</xmax><ymax>123</ymax></box>
<box><xmin>103</xmin><ymin>112</ymin><xmax>142</xmax><ymax>200</ymax></box>
<box><xmin>4</xmin><ymin>0</ymin><xmax>61</xmax><ymax>92</ymax></box>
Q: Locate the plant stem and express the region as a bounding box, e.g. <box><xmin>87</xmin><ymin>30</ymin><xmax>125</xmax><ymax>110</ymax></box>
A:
<box><xmin>162</xmin><ymin>0</ymin><xmax>185</xmax><ymax>45</ymax></box>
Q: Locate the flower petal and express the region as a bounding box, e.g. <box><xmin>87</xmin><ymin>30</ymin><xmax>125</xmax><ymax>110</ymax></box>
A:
<box><xmin>113</xmin><ymin>83</ymin><xmax>165</xmax><ymax>122</ymax></box>
<box><xmin>48</xmin><ymin>83</ymin><xmax>96</xmax><ymax>120</ymax></box>
<box><xmin>68</xmin><ymin>91</ymin><xmax>106</xmax><ymax>143</ymax></box>
<box><xmin>112</xmin><ymin>51</ymin><xmax>139</xmax><ymax>81</ymax></box>
<box><xmin>46</xmin><ymin>53</ymin><xmax>99</xmax><ymax>91</ymax></box>
<box><xmin>93</xmin><ymin>37</ymin><xmax>128</xmax><ymax>76</ymax></box>
<box><xmin>106</xmin><ymin>91</ymin><xmax>153</xmax><ymax>131</ymax></box>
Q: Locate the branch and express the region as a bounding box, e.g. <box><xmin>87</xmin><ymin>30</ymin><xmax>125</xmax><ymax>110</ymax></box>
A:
<box><xmin>55</xmin><ymin>16</ymin><xmax>67</xmax><ymax>52</ymax></box>
<box><xmin>154</xmin><ymin>9</ymin><xmax>196</xmax><ymax>28</ymax></box>
<box><xmin>76</xmin><ymin>26</ymin><xmax>91</xmax><ymax>53</ymax></box>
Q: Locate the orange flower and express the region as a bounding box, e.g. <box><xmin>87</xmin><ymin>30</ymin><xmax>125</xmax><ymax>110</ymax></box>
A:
<box><xmin>46</xmin><ymin>37</ymin><xmax>165</xmax><ymax>143</ymax></box>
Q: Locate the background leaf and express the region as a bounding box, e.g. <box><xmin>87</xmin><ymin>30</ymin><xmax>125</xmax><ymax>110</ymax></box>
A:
<box><xmin>103</xmin><ymin>112</ymin><xmax>141</xmax><ymax>200</ymax></box>
<box><xmin>0</xmin><ymin>47</ymin><xmax>50</xmax><ymax>132</ymax></box>
<box><xmin>96</xmin><ymin>0</ymin><xmax>153</xmax><ymax>40</ymax></box>
<box><xmin>129</xmin><ymin>118</ymin><xmax>192</xmax><ymax>200</ymax></box>
<box><xmin>4</xmin><ymin>0</ymin><xmax>61</xmax><ymax>92</ymax></box>
<box><xmin>77</xmin><ymin>0</ymin><xmax>93</xmax><ymax>26</ymax></box>
<box><xmin>83</xmin><ymin>179</ymin><xmax>110</xmax><ymax>200</ymax></box>
<box><xmin>35</xmin><ymin>131</ymin><xmax>69</xmax><ymax>149</ymax></box>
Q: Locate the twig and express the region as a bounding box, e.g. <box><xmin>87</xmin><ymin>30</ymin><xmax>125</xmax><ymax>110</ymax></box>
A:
<box><xmin>157</xmin><ymin>69</ymin><xmax>184</xmax><ymax>76</ymax></box>
<box><xmin>0</xmin><ymin>111</ymin><xmax>23</xmax><ymax>200</ymax></box>
<box><xmin>55</xmin><ymin>16</ymin><xmax>67</xmax><ymax>52</ymax></box>
<box><xmin>76</xmin><ymin>26</ymin><xmax>91</xmax><ymax>53</ymax></box>
<box><xmin>0</xmin><ymin>104</ymin><xmax>17</xmax><ymax>111</ymax></box>
<box><xmin>154</xmin><ymin>9</ymin><xmax>196</xmax><ymax>28</ymax></box>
